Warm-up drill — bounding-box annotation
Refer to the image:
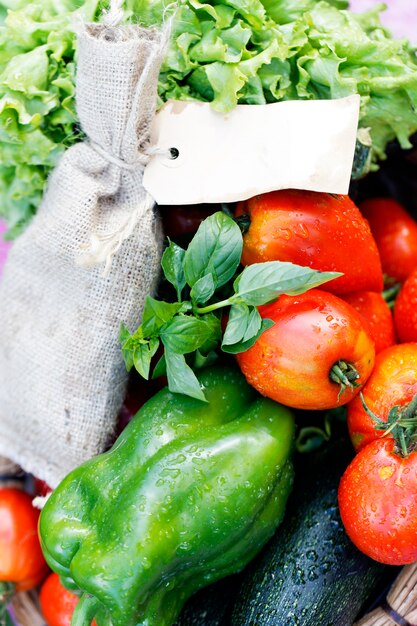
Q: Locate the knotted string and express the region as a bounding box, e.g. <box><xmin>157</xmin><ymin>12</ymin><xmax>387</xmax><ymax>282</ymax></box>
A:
<box><xmin>102</xmin><ymin>0</ymin><xmax>125</xmax><ymax>27</ymax></box>
<box><xmin>76</xmin><ymin>0</ymin><xmax>172</xmax><ymax>276</ymax></box>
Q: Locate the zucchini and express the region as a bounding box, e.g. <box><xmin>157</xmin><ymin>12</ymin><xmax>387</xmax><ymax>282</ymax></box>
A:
<box><xmin>175</xmin><ymin>577</ymin><xmax>239</xmax><ymax>626</ymax></box>
<box><xmin>229</xmin><ymin>437</ymin><xmax>394</xmax><ymax>626</ymax></box>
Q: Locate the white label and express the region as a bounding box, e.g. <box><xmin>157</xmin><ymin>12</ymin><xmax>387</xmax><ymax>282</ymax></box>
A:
<box><xmin>143</xmin><ymin>95</ymin><xmax>360</xmax><ymax>205</ymax></box>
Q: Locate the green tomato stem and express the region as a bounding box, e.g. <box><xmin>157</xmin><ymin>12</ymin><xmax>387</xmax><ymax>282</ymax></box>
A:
<box><xmin>382</xmin><ymin>283</ymin><xmax>401</xmax><ymax>306</ymax></box>
<box><xmin>361</xmin><ymin>392</ymin><xmax>417</xmax><ymax>457</ymax></box>
<box><xmin>71</xmin><ymin>593</ymin><xmax>101</xmax><ymax>626</ymax></box>
<box><xmin>398</xmin><ymin>428</ymin><xmax>409</xmax><ymax>458</ymax></box>
<box><xmin>329</xmin><ymin>361</ymin><xmax>360</xmax><ymax>391</ymax></box>
<box><xmin>400</xmin><ymin>393</ymin><xmax>417</xmax><ymax>421</ymax></box>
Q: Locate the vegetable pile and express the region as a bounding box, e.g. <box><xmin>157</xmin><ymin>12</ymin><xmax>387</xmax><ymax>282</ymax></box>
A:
<box><xmin>3</xmin><ymin>1</ymin><xmax>417</xmax><ymax>625</ymax></box>
<box><xmin>1</xmin><ymin>0</ymin><xmax>417</xmax><ymax>234</ymax></box>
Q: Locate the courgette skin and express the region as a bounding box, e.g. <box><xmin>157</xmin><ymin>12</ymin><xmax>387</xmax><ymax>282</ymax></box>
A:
<box><xmin>175</xmin><ymin>577</ymin><xmax>240</xmax><ymax>626</ymax></box>
<box><xmin>229</xmin><ymin>438</ymin><xmax>393</xmax><ymax>626</ymax></box>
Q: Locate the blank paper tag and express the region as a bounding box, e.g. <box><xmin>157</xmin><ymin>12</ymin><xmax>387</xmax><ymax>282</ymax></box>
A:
<box><xmin>143</xmin><ymin>95</ymin><xmax>360</xmax><ymax>205</ymax></box>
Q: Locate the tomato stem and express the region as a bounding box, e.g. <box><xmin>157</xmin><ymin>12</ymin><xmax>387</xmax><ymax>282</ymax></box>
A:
<box><xmin>360</xmin><ymin>392</ymin><xmax>417</xmax><ymax>457</ymax></box>
<box><xmin>401</xmin><ymin>393</ymin><xmax>417</xmax><ymax>421</ymax></box>
<box><xmin>71</xmin><ymin>593</ymin><xmax>101</xmax><ymax>626</ymax></box>
<box><xmin>329</xmin><ymin>361</ymin><xmax>360</xmax><ymax>398</ymax></box>
<box><xmin>382</xmin><ymin>282</ymin><xmax>401</xmax><ymax>307</ymax></box>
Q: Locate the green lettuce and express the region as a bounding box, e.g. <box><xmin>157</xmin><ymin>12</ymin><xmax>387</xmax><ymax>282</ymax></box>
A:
<box><xmin>1</xmin><ymin>0</ymin><xmax>417</xmax><ymax>235</ymax></box>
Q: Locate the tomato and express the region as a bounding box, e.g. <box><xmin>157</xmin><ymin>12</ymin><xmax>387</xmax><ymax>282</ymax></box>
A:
<box><xmin>236</xmin><ymin>190</ymin><xmax>383</xmax><ymax>295</ymax></box>
<box><xmin>40</xmin><ymin>573</ymin><xmax>97</xmax><ymax>626</ymax></box>
<box><xmin>347</xmin><ymin>343</ymin><xmax>417</xmax><ymax>451</ymax></box>
<box><xmin>394</xmin><ymin>268</ymin><xmax>417</xmax><ymax>342</ymax></box>
<box><xmin>236</xmin><ymin>290</ymin><xmax>375</xmax><ymax>410</ymax></box>
<box><xmin>338</xmin><ymin>438</ymin><xmax>417</xmax><ymax>565</ymax></box>
<box><xmin>342</xmin><ymin>291</ymin><xmax>396</xmax><ymax>354</ymax></box>
<box><xmin>0</xmin><ymin>488</ymin><xmax>49</xmax><ymax>591</ymax></box>
<box><xmin>360</xmin><ymin>197</ymin><xmax>417</xmax><ymax>283</ymax></box>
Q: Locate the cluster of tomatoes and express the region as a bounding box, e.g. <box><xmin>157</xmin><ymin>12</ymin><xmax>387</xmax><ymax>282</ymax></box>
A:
<box><xmin>0</xmin><ymin>481</ymin><xmax>96</xmax><ymax>624</ymax></box>
<box><xmin>232</xmin><ymin>191</ymin><xmax>417</xmax><ymax>567</ymax></box>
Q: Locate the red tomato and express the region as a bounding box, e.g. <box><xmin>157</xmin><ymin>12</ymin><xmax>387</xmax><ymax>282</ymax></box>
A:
<box><xmin>236</xmin><ymin>190</ymin><xmax>383</xmax><ymax>295</ymax></box>
<box><xmin>236</xmin><ymin>290</ymin><xmax>375</xmax><ymax>410</ymax></box>
<box><xmin>342</xmin><ymin>291</ymin><xmax>396</xmax><ymax>354</ymax></box>
<box><xmin>338</xmin><ymin>438</ymin><xmax>417</xmax><ymax>565</ymax></box>
<box><xmin>360</xmin><ymin>197</ymin><xmax>417</xmax><ymax>283</ymax></box>
<box><xmin>0</xmin><ymin>488</ymin><xmax>49</xmax><ymax>591</ymax></box>
<box><xmin>394</xmin><ymin>268</ymin><xmax>417</xmax><ymax>342</ymax></box>
<box><xmin>347</xmin><ymin>343</ymin><xmax>417</xmax><ymax>451</ymax></box>
<box><xmin>40</xmin><ymin>573</ymin><xmax>97</xmax><ymax>626</ymax></box>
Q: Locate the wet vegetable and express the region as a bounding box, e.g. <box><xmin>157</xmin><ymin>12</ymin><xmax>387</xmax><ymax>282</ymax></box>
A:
<box><xmin>236</xmin><ymin>289</ymin><xmax>375</xmax><ymax>410</ymax></box>
<box><xmin>39</xmin><ymin>365</ymin><xmax>295</xmax><ymax>626</ymax></box>
<box><xmin>236</xmin><ymin>190</ymin><xmax>383</xmax><ymax>295</ymax></box>
<box><xmin>347</xmin><ymin>343</ymin><xmax>417</xmax><ymax>452</ymax></box>
<box><xmin>339</xmin><ymin>438</ymin><xmax>417</xmax><ymax>565</ymax></box>
<box><xmin>0</xmin><ymin>487</ymin><xmax>49</xmax><ymax>595</ymax></box>
<box><xmin>229</xmin><ymin>438</ymin><xmax>388</xmax><ymax>626</ymax></box>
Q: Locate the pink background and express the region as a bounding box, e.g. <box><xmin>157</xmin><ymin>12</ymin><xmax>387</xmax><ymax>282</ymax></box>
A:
<box><xmin>348</xmin><ymin>0</ymin><xmax>417</xmax><ymax>44</ymax></box>
<box><xmin>0</xmin><ymin>221</ymin><xmax>12</xmax><ymax>279</ymax></box>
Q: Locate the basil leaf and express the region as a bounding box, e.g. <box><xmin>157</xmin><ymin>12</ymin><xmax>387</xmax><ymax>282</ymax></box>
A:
<box><xmin>161</xmin><ymin>316</ymin><xmax>220</xmax><ymax>354</ymax></box>
<box><xmin>221</xmin><ymin>303</ymin><xmax>250</xmax><ymax>346</ymax></box>
<box><xmin>184</xmin><ymin>212</ymin><xmax>242</xmax><ymax>288</ymax></box>
<box><xmin>132</xmin><ymin>338</ymin><xmax>159</xmax><ymax>380</ymax></box>
<box><xmin>198</xmin><ymin>313</ymin><xmax>223</xmax><ymax>354</ymax></box>
<box><xmin>165</xmin><ymin>350</ymin><xmax>207</xmax><ymax>401</ymax></box>
<box><xmin>193</xmin><ymin>349</ymin><xmax>219</xmax><ymax>369</ymax></box>
<box><xmin>120</xmin><ymin>322</ymin><xmax>134</xmax><ymax>371</ymax></box>
<box><xmin>242</xmin><ymin>306</ymin><xmax>262</xmax><ymax>342</ymax></box>
<box><xmin>161</xmin><ymin>239</ymin><xmax>186</xmax><ymax>301</ymax></box>
<box><xmin>152</xmin><ymin>354</ymin><xmax>166</xmax><ymax>379</ymax></box>
<box><xmin>190</xmin><ymin>273</ymin><xmax>216</xmax><ymax>304</ymax></box>
<box><xmin>233</xmin><ymin>262</ymin><xmax>341</xmax><ymax>306</ymax></box>
<box><xmin>222</xmin><ymin>318</ymin><xmax>274</xmax><ymax>354</ymax></box>
<box><xmin>119</xmin><ymin>322</ymin><xmax>131</xmax><ymax>343</ymax></box>
<box><xmin>141</xmin><ymin>296</ymin><xmax>183</xmax><ymax>337</ymax></box>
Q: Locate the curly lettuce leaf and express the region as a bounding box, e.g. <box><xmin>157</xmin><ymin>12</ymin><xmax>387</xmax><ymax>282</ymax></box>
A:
<box><xmin>1</xmin><ymin>0</ymin><xmax>417</xmax><ymax>235</ymax></box>
<box><xmin>158</xmin><ymin>0</ymin><xmax>417</xmax><ymax>171</ymax></box>
<box><xmin>0</xmin><ymin>0</ymin><xmax>100</xmax><ymax>235</ymax></box>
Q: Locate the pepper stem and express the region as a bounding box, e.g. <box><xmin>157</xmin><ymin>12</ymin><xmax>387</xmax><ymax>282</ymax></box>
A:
<box><xmin>71</xmin><ymin>593</ymin><xmax>101</xmax><ymax>626</ymax></box>
<box><xmin>329</xmin><ymin>360</ymin><xmax>360</xmax><ymax>399</ymax></box>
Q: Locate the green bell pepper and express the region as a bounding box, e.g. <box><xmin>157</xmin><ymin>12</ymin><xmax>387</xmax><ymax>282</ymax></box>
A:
<box><xmin>39</xmin><ymin>365</ymin><xmax>295</xmax><ymax>626</ymax></box>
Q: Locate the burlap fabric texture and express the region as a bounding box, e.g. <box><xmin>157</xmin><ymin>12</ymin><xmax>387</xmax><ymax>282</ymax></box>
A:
<box><xmin>0</xmin><ymin>21</ymin><xmax>165</xmax><ymax>487</ymax></box>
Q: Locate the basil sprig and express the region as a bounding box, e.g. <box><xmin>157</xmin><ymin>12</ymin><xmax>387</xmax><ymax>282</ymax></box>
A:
<box><xmin>121</xmin><ymin>211</ymin><xmax>341</xmax><ymax>401</ymax></box>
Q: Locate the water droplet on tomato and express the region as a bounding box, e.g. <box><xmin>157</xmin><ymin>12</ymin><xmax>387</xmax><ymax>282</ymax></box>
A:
<box><xmin>296</xmin><ymin>223</ymin><xmax>309</xmax><ymax>239</ymax></box>
<box><xmin>277</xmin><ymin>228</ymin><xmax>292</xmax><ymax>241</ymax></box>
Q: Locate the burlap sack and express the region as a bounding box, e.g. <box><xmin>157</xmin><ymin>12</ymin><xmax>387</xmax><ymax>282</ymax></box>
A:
<box><xmin>0</xmin><ymin>21</ymin><xmax>165</xmax><ymax>487</ymax></box>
